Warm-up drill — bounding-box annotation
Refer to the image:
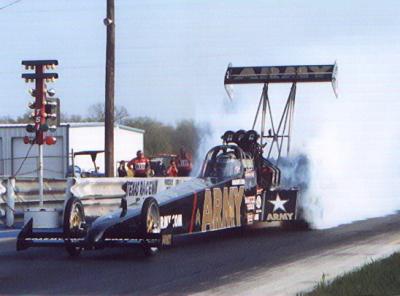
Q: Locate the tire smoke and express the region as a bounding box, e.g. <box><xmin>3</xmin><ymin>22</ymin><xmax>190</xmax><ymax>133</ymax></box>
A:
<box><xmin>280</xmin><ymin>94</ymin><xmax>400</xmax><ymax>228</ymax></box>
<box><xmin>197</xmin><ymin>76</ymin><xmax>400</xmax><ymax>229</ymax></box>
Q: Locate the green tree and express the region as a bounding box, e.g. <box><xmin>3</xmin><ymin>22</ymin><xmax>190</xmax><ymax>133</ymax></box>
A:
<box><xmin>0</xmin><ymin>103</ymin><xmax>210</xmax><ymax>159</ymax></box>
<box><xmin>124</xmin><ymin>117</ymin><xmax>175</xmax><ymax>156</ymax></box>
<box><xmin>86</xmin><ymin>103</ymin><xmax>129</xmax><ymax>124</ymax></box>
<box><xmin>0</xmin><ymin>111</ymin><xmax>32</xmax><ymax>124</ymax></box>
<box><xmin>61</xmin><ymin>113</ymin><xmax>84</xmax><ymax>122</ymax></box>
<box><xmin>172</xmin><ymin>119</ymin><xmax>206</xmax><ymax>158</ymax></box>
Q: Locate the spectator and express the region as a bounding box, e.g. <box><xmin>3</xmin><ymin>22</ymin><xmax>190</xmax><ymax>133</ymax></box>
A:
<box><xmin>117</xmin><ymin>161</ymin><xmax>128</xmax><ymax>177</ymax></box>
<box><xmin>128</xmin><ymin>150</ymin><xmax>150</xmax><ymax>177</ymax></box>
<box><xmin>176</xmin><ymin>147</ymin><xmax>192</xmax><ymax>177</ymax></box>
<box><xmin>166</xmin><ymin>159</ymin><xmax>178</xmax><ymax>177</ymax></box>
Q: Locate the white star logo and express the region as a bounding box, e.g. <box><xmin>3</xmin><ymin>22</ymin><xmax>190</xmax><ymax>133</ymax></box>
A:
<box><xmin>268</xmin><ymin>194</ymin><xmax>288</xmax><ymax>212</ymax></box>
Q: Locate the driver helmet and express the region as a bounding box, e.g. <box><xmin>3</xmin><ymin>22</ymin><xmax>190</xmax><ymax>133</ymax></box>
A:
<box><xmin>215</xmin><ymin>153</ymin><xmax>241</xmax><ymax>176</ymax></box>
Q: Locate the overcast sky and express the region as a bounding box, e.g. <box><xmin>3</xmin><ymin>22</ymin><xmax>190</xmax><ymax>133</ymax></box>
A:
<box><xmin>0</xmin><ymin>0</ymin><xmax>399</xmax><ymax>127</ymax></box>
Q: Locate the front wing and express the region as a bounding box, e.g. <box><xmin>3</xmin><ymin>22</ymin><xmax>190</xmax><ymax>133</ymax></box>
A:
<box><xmin>16</xmin><ymin>218</ymin><xmax>173</xmax><ymax>252</ymax></box>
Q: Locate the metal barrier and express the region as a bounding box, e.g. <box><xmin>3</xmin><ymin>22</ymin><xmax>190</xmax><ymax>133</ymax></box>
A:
<box><xmin>0</xmin><ymin>176</ymin><xmax>191</xmax><ymax>227</ymax></box>
<box><xmin>69</xmin><ymin>177</ymin><xmax>191</xmax><ymax>218</ymax></box>
<box><xmin>0</xmin><ymin>177</ymin><xmax>67</xmax><ymax>227</ymax></box>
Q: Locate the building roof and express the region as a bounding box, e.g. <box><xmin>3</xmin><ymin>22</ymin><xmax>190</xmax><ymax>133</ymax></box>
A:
<box><xmin>0</xmin><ymin>122</ymin><xmax>145</xmax><ymax>134</ymax></box>
<box><xmin>65</xmin><ymin>122</ymin><xmax>145</xmax><ymax>134</ymax></box>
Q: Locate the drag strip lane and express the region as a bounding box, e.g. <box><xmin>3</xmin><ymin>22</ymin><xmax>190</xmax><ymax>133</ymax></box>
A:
<box><xmin>0</xmin><ymin>213</ymin><xmax>399</xmax><ymax>295</ymax></box>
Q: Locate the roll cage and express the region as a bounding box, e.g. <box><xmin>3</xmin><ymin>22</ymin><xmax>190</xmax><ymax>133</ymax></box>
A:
<box><xmin>200</xmin><ymin>145</ymin><xmax>248</xmax><ymax>180</ymax></box>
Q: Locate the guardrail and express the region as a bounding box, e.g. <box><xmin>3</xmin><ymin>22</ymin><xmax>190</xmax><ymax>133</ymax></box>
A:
<box><xmin>0</xmin><ymin>177</ymin><xmax>68</xmax><ymax>226</ymax></box>
<box><xmin>0</xmin><ymin>176</ymin><xmax>191</xmax><ymax>227</ymax></box>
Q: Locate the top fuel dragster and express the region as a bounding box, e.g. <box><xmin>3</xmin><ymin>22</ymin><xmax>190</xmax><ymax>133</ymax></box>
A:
<box><xmin>17</xmin><ymin>130</ymin><xmax>299</xmax><ymax>256</ymax></box>
<box><xmin>16</xmin><ymin>63</ymin><xmax>337</xmax><ymax>257</ymax></box>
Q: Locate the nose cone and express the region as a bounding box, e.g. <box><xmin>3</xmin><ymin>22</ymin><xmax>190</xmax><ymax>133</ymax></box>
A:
<box><xmin>85</xmin><ymin>206</ymin><xmax>142</xmax><ymax>247</ymax></box>
<box><xmin>86</xmin><ymin>214</ymin><xmax>117</xmax><ymax>245</ymax></box>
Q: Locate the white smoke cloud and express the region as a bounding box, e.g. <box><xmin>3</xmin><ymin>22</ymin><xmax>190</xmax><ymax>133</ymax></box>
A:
<box><xmin>297</xmin><ymin>95</ymin><xmax>400</xmax><ymax>228</ymax></box>
<box><xmin>196</xmin><ymin>53</ymin><xmax>400</xmax><ymax>229</ymax></box>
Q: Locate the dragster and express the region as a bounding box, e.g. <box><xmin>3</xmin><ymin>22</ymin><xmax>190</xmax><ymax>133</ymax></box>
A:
<box><xmin>16</xmin><ymin>63</ymin><xmax>337</xmax><ymax>257</ymax></box>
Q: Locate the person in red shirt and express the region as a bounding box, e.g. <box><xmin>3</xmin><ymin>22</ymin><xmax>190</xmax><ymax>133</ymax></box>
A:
<box><xmin>128</xmin><ymin>150</ymin><xmax>150</xmax><ymax>177</ymax></box>
<box><xmin>176</xmin><ymin>148</ymin><xmax>192</xmax><ymax>177</ymax></box>
<box><xmin>166</xmin><ymin>159</ymin><xmax>179</xmax><ymax>177</ymax></box>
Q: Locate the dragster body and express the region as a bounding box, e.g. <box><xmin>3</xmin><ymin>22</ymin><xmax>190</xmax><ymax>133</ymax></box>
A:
<box><xmin>17</xmin><ymin>130</ymin><xmax>299</xmax><ymax>256</ymax></box>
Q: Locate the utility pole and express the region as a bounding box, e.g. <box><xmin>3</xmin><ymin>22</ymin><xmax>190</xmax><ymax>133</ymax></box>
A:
<box><xmin>104</xmin><ymin>0</ymin><xmax>115</xmax><ymax>177</ymax></box>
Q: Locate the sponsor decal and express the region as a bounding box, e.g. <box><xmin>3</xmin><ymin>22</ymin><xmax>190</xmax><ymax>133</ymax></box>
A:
<box><xmin>126</xmin><ymin>180</ymin><xmax>158</xmax><ymax>197</ymax></box>
<box><xmin>164</xmin><ymin>179</ymin><xmax>174</xmax><ymax>186</ymax></box>
<box><xmin>232</xmin><ymin>179</ymin><xmax>245</xmax><ymax>186</ymax></box>
<box><xmin>268</xmin><ymin>194</ymin><xmax>288</xmax><ymax>212</ymax></box>
<box><xmin>247</xmin><ymin>213</ymin><xmax>254</xmax><ymax>224</ymax></box>
<box><xmin>245</xmin><ymin>196</ymin><xmax>255</xmax><ymax>204</ymax></box>
<box><xmin>247</xmin><ymin>203</ymin><xmax>255</xmax><ymax>211</ymax></box>
<box><xmin>266</xmin><ymin>213</ymin><xmax>294</xmax><ymax>221</ymax></box>
<box><xmin>201</xmin><ymin>186</ymin><xmax>244</xmax><ymax>231</ymax></box>
<box><xmin>256</xmin><ymin>195</ymin><xmax>262</xmax><ymax>209</ymax></box>
<box><xmin>266</xmin><ymin>194</ymin><xmax>295</xmax><ymax>221</ymax></box>
<box><xmin>229</xmin><ymin>65</ymin><xmax>334</xmax><ymax>82</ymax></box>
<box><xmin>195</xmin><ymin>209</ymin><xmax>201</xmax><ymax>227</ymax></box>
<box><xmin>160</xmin><ymin>214</ymin><xmax>183</xmax><ymax>229</ymax></box>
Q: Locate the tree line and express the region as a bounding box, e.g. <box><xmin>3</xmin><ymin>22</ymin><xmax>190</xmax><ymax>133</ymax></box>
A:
<box><xmin>0</xmin><ymin>103</ymin><xmax>210</xmax><ymax>158</ymax></box>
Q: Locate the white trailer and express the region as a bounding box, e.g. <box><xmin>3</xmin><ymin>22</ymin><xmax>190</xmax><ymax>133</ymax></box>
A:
<box><xmin>0</xmin><ymin>122</ymin><xmax>144</xmax><ymax>179</ymax></box>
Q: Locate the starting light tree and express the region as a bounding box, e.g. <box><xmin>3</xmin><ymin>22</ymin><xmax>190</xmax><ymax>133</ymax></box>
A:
<box><xmin>21</xmin><ymin>59</ymin><xmax>59</xmax><ymax>207</ymax></box>
<box><xmin>22</xmin><ymin>60</ymin><xmax>59</xmax><ymax>145</ymax></box>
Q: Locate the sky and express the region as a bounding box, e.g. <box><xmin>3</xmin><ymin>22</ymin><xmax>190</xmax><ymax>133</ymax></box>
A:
<box><xmin>1</xmin><ymin>0</ymin><xmax>400</xmax><ymax>227</ymax></box>
<box><xmin>0</xmin><ymin>0</ymin><xmax>398</xmax><ymax>125</ymax></box>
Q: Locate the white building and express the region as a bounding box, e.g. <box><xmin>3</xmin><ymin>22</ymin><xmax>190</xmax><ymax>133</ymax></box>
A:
<box><xmin>0</xmin><ymin>122</ymin><xmax>144</xmax><ymax>179</ymax></box>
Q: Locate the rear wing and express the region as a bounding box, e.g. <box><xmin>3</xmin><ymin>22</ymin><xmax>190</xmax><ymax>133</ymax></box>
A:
<box><xmin>224</xmin><ymin>62</ymin><xmax>338</xmax><ymax>97</ymax></box>
<box><xmin>223</xmin><ymin>62</ymin><xmax>339</xmax><ymax>160</ymax></box>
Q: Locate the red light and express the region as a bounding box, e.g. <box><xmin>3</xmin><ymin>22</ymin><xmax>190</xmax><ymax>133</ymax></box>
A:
<box><xmin>45</xmin><ymin>136</ymin><xmax>56</xmax><ymax>145</ymax></box>
<box><xmin>23</xmin><ymin>136</ymin><xmax>30</xmax><ymax>144</ymax></box>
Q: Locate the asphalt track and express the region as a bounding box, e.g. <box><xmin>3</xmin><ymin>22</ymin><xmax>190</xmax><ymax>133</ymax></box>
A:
<box><xmin>0</xmin><ymin>213</ymin><xmax>400</xmax><ymax>295</ymax></box>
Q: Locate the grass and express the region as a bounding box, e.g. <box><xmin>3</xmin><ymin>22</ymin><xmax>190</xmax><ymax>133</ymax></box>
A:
<box><xmin>300</xmin><ymin>252</ymin><xmax>400</xmax><ymax>296</ymax></box>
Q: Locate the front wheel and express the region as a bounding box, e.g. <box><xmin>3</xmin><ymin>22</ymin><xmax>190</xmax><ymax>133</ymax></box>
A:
<box><xmin>139</xmin><ymin>197</ymin><xmax>160</xmax><ymax>257</ymax></box>
<box><xmin>63</xmin><ymin>197</ymin><xmax>85</xmax><ymax>257</ymax></box>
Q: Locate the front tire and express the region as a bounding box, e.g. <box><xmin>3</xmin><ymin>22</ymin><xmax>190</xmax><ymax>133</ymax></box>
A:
<box><xmin>140</xmin><ymin>197</ymin><xmax>160</xmax><ymax>257</ymax></box>
<box><xmin>63</xmin><ymin>197</ymin><xmax>85</xmax><ymax>257</ymax></box>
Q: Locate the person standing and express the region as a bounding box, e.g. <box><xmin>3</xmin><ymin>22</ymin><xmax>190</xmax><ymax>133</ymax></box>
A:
<box><xmin>128</xmin><ymin>150</ymin><xmax>150</xmax><ymax>177</ymax></box>
<box><xmin>166</xmin><ymin>159</ymin><xmax>179</xmax><ymax>177</ymax></box>
<box><xmin>117</xmin><ymin>160</ymin><xmax>128</xmax><ymax>177</ymax></box>
<box><xmin>176</xmin><ymin>148</ymin><xmax>192</xmax><ymax>177</ymax></box>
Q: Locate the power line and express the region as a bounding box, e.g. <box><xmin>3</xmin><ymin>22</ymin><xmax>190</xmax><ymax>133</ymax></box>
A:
<box><xmin>0</xmin><ymin>0</ymin><xmax>22</xmax><ymax>11</ymax></box>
